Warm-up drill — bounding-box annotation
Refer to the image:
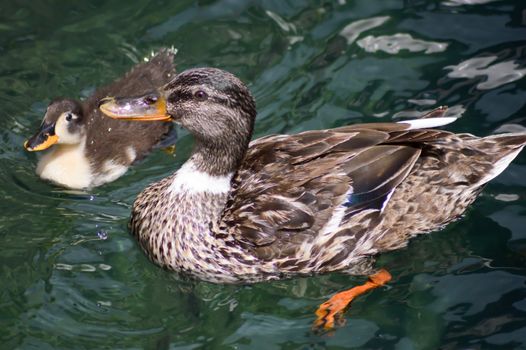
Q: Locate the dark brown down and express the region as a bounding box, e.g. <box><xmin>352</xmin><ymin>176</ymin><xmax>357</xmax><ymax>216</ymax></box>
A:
<box><xmin>84</xmin><ymin>50</ymin><xmax>177</xmax><ymax>172</ymax></box>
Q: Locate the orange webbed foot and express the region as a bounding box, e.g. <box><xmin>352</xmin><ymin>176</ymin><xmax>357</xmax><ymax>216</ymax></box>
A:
<box><xmin>313</xmin><ymin>269</ymin><xmax>392</xmax><ymax>332</ymax></box>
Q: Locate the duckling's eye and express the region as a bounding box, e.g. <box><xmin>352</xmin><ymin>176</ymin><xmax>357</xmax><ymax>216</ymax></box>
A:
<box><xmin>65</xmin><ymin>113</ymin><xmax>73</xmax><ymax>122</ymax></box>
<box><xmin>144</xmin><ymin>95</ymin><xmax>158</xmax><ymax>105</ymax></box>
<box><xmin>194</xmin><ymin>90</ymin><xmax>208</xmax><ymax>101</ymax></box>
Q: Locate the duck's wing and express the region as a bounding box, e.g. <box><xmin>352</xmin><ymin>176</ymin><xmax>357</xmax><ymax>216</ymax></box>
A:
<box><xmin>220</xmin><ymin>120</ymin><xmax>453</xmax><ymax>261</ymax></box>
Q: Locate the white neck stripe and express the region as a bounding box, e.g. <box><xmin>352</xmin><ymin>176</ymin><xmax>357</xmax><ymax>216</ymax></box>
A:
<box><xmin>168</xmin><ymin>160</ymin><xmax>233</xmax><ymax>195</ymax></box>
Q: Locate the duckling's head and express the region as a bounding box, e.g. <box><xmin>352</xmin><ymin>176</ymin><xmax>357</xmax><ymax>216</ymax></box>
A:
<box><xmin>100</xmin><ymin>67</ymin><xmax>256</xmax><ymax>147</ymax></box>
<box><xmin>25</xmin><ymin>99</ymin><xmax>85</xmax><ymax>151</ymax></box>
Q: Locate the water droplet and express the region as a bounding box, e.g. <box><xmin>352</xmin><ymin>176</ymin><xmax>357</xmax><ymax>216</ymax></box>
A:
<box><xmin>97</xmin><ymin>230</ymin><xmax>108</xmax><ymax>240</ymax></box>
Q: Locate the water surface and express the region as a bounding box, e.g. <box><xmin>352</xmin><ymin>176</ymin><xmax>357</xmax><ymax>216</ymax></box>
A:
<box><xmin>1</xmin><ymin>1</ymin><xmax>526</xmax><ymax>349</ymax></box>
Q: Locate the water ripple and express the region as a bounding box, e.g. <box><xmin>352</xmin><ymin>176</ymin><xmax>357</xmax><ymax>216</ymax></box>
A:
<box><xmin>265</xmin><ymin>10</ymin><xmax>303</xmax><ymax>46</ymax></box>
<box><xmin>1</xmin><ymin>1</ymin><xmax>526</xmax><ymax>348</ymax></box>
<box><xmin>445</xmin><ymin>56</ymin><xmax>526</xmax><ymax>90</ymax></box>
<box><xmin>357</xmin><ymin>33</ymin><xmax>448</xmax><ymax>54</ymax></box>
<box><xmin>339</xmin><ymin>16</ymin><xmax>390</xmax><ymax>45</ymax></box>
<box><xmin>443</xmin><ymin>0</ymin><xmax>501</xmax><ymax>6</ymax></box>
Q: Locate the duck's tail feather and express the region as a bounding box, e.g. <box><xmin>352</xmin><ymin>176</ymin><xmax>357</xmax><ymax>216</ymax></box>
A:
<box><xmin>396</xmin><ymin>105</ymin><xmax>460</xmax><ymax>130</ymax></box>
<box><xmin>470</xmin><ymin>132</ymin><xmax>526</xmax><ymax>186</ymax></box>
<box><xmin>485</xmin><ymin>132</ymin><xmax>526</xmax><ymax>148</ymax></box>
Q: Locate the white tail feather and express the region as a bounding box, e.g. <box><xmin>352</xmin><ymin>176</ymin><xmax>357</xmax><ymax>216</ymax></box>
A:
<box><xmin>398</xmin><ymin>117</ymin><xmax>458</xmax><ymax>130</ymax></box>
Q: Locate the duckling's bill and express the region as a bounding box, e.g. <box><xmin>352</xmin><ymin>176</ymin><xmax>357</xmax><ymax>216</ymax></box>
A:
<box><xmin>24</xmin><ymin>122</ymin><xmax>59</xmax><ymax>151</ymax></box>
<box><xmin>99</xmin><ymin>93</ymin><xmax>171</xmax><ymax>122</ymax></box>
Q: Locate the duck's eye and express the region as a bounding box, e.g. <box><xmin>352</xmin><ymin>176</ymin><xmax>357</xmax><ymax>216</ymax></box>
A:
<box><xmin>65</xmin><ymin>113</ymin><xmax>73</xmax><ymax>122</ymax></box>
<box><xmin>194</xmin><ymin>90</ymin><xmax>208</xmax><ymax>101</ymax></box>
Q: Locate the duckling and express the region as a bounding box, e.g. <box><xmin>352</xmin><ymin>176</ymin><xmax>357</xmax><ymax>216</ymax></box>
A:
<box><xmin>100</xmin><ymin>67</ymin><xmax>526</xmax><ymax>330</ymax></box>
<box><xmin>24</xmin><ymin>48</ymin><xmax>178</xmax><ymax>189</ymax></box>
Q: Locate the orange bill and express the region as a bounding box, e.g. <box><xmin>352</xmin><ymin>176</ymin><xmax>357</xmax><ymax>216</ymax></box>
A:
<box><xmin>24</xmin><ymin>122</ymin><xmax>59</xmax><ymax>152</ymax></box>
<box><xmin>99</xmin><ymin>92</ymin><xmax>171</xmax><ymax>122</ymax></box>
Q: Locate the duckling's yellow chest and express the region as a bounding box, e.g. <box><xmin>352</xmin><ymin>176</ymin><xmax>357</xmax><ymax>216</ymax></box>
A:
<box><xmin>36</xmin><ymin>143</ymin><xmax>93</xmax><ymax>189</ymax></box>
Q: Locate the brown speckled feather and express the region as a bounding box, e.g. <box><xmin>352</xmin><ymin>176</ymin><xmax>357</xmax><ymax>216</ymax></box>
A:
<box><xmin>220</xmin><ymin>128</ymin><xmax>443</xmax><ymax>261</ymax></box>
<box><xmin>109</xmin><ymin>68</ymin><xmax>526</xmax><ymax>283</ymax></box>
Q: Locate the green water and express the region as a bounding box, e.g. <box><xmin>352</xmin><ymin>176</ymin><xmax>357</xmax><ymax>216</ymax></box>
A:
<box><xmin>1</xmin><ymin>0</ymin><xmax>526</xmax><ymax>348</ymax></box>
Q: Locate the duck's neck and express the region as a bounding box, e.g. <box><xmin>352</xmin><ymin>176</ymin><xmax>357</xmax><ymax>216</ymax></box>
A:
<box><xmin>147</xmin><ymin>158</ymin><xmax>239</xmax><ymax>280</ymax></box>
<box><xmin>136</xmin><ymin>134</ymin><xmax>258</xmax><ymax>281</ymax></box>
<box><xmin>190</xmin><ymin>133</ymin><xmax>250</xmax><ymax>176</ymax></box>
<box><xmin>168</xmin><ymin>158</ymin><xmax>234</xmax><ymax>197</ymax></box>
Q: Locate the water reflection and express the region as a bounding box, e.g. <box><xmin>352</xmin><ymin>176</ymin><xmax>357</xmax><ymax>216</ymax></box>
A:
<box><xmin>357</xmin><ymin>33</ymin><xmax>448</xmax><ymax>54</ymax></box>
<box><xmin>1</xmin><ymin>0</ymin><xmax>526</xmax><ymax>348</ymax></box>
<box><xmin>443</xmin><ymin>0</ymin><xmax>501</xmax><ymax>6</ymax></box>
<box><xmin>446</xmin><ymin>56</ymin><xmax>526</xmax><ymax>90</ymax></box>
<box><xmin>339</xmin><ymin>16</ymin><xmax>390</xmax><ymax>45</ymax></box>
<box><xmin>265</xmin><ymin>10</ymin><xmax>303</xmax><ymax>46</ymax></box>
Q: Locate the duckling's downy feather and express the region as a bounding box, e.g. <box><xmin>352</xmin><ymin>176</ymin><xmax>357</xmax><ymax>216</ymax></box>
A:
<box><xmin>32</xmin><ymin>49</ymin><xmax>177</xmax><ymax>189</ymax></box>
<box><xmin>84</xmin><ymin>49</ymin><xmax>177</xmax><ymax>174</ymax></box>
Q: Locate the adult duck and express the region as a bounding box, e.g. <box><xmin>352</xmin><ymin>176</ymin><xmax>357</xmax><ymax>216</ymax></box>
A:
<box><xmin>100</xmin><ymin>67</ymin><xmax>526</xmax><ymax>330</ymax></box>
<box><xmin>24</xmin><ymin>48</ymin><xmax>177</xmax><ymax>189</ymax></box>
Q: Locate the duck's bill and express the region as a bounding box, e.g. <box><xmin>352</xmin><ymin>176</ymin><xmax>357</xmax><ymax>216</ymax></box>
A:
<box><xmin>99</xmin><ymin>93</ymin><xmax>171</xmax><ymax>122</ymax></box>
<box><xmin>24</xmin><ymin>122</ymin><xmax>59</xmax><ymax>152</ymax></box>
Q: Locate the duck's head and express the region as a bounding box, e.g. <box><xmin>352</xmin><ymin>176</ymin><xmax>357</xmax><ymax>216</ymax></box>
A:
<box><xmin>100</xmin><ymin>67</ymin><xmax>256</xmax><ymax>148</ymax></box>
<box><xmin>25</xmin><ymin>98</ymin><xmax>85</xmax><ymax>151</ymax></box>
